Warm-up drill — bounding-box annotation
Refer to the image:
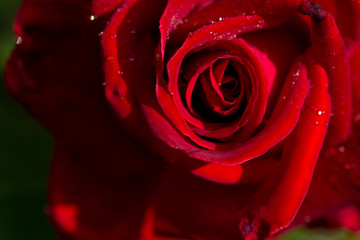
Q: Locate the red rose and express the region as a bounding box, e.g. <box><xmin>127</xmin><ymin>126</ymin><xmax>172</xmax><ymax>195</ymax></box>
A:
<box><xmin>5</xmin><ymin>0</ymin><xmax>360</xmax><ymax>239</ymax></box>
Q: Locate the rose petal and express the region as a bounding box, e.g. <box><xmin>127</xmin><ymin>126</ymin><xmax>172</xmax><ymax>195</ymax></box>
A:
<box><xmin>313</xmin><ymin>0</ymin><xmax>360</xmax><ymax>45</ymax></box>
<box><xmin>92</xmin><ymin>0</ymin><xmax>124</xmax><ymax>17</ymax></box>
<box><xmin>160</xmin><ymin>0</ymin><xmax>306</xmax><ymax>55</ymax></box>
<box><xmin>188</xmin><ymin>57</ymin><xmax>310</xmax><ymax>164</ymax></box>
<box><xmin>152</xmin><ymin>55</ymin><xmax>331</xmax><ymax>240</ymax></box>
<box><xmin>48</xmin><ymin>142</ymin><xmax>165</xmax><ymax>240</ymax></box>
<box><xmin>4</xmin><ymin>0</ymin><xmax>152</xmax><ymax>178</ymax></box>
<box><xmin>351</xmin><ymin>42</ymin><xmax>360</xmax><ymax>113</ymax></box>
<box><xmin>310</xmin><ymin>14</ymin><xmax>352</xmax><ymax>145</ymax></box>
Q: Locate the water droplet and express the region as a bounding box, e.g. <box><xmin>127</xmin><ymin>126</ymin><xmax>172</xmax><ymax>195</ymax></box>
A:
<box><xmin>102</xmin><ymin>82</ymin><xmax>107</xmax><ymax>86</ymax></box>
<box><xmin>106</xmin><ymin>56</ymin><xmax>114</xmax><ymax>61</ymax></box>
<box><xmin>315</xmin><ymin>121</ymin><xmax>319</xmax><ymax>125</ymax></box>
<box><xmin>218</xmin><ymin>17</ymin><xmax>224</xmax><ymax>21</ymax></box>
<box><xmin>129</xmin><ymin>53</ymin><xmax>136</xmax><ymax>62</ymax></box>
<box><xmin>16</xmin><ymin>36</ymin><xmax>23</xmax><ymax>45</ymax></box>
<box><xmin>90</xmin><ymin>15</ymin><xmax>96</xmax><ymax>21</ymax></box>
<box><xmin>117</xmin><ymin>70</ymin><xmax>124</xmax><ymax>75</ymax></box>
<box><xmin>110</xmin><ymin>34</ymin><xmax>117</xmax><ymax>40</ymax></box>
<box><xmin>98</xmin><ymin>31</ymin><xmax>104</xmax><ymax>36</ymax></box>
<box><xmin>330</xmin><ymin>51</ymin><xmax>336</xmax><ymax>56</ymax></box>
<box><xmin>293</xmin><ymin>69</ymin><xmax>300</xmax><ymax>77</ymax></box>
<box><xmin>339</xmin><ymin>146</ymin><xmax>345</xmax><ymax>152</ymax></box>
<box><xmin>246</xmin><ymin>15</ymin><xmax>252</xmax><ymax>20</ymax></box>
<box><xmin>318</xmin><ymin>110</ymin><xmax>324</xmax><ymax>115</ymax></box>
<box><xmin>282</xmin><ymin>96</ymin><xmax>286</xmax><ymax>100</ymax></box>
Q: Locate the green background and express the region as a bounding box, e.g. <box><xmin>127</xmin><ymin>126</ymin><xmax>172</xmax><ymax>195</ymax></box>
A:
<box><xmin>0</xmin><ymin>1</ymin><xmax>359</xmax><ymax>239</ymax></box>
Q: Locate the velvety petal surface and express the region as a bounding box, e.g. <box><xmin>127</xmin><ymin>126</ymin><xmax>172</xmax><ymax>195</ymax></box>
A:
<box><xmin>48</xmin><ymin>142</ymin><xmax>164</xmax><ymax>240</ymax></box>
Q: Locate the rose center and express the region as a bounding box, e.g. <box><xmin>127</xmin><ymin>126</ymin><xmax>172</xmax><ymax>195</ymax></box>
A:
<box><xmin>190</xmin><ymin>58</ymin><xmax>251</xmax><ymax>122</ymax></box>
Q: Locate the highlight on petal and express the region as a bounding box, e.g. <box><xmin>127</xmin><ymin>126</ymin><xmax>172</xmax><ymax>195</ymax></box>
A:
<box><xmin>309</xmin><ymin>14</ymin><xmax>352</xmax><ymax>145</ymax></box>
<box><xmin>50</xmin><ymin>204</ymin><xmax>79</xmax><ymax>234</ymax></box>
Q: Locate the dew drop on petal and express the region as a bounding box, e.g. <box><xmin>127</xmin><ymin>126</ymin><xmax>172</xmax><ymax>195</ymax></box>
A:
<box><xmin>90</xmin><ymin>15</ymin><xmax>96</xmax><ymax>21</ymax></box>
<box><xmin>129</xmin><ymin>53</ymin><xmax>136</xmax><ymax>62</ymax></box>
<box><xmin>16</xmin><ymin>36</ymin><xmax>23</xmax><ymax>45</ymax></box>
<box><xmin>318</xmin><ymin>110</ymin><xmax>324</xmax><ymax>115</ymax></box>
<box><xmin>106</xmin><ymin>56</ymin><xmax>114</xmax><ymax>61</ymax></box>
<box><xmin>339</xmin><ymin>146</ymin><xmax>345</xmax><ymax>152</ymax></box>
<box><xmin>109</xmin><ymin>34</ymin><xmax>117</xmax><ymax>40</ymax></box>
<box><xmin>293</xmin><ymin>69</ymin><xmax>300</xmax><ymax>77</ymax></box>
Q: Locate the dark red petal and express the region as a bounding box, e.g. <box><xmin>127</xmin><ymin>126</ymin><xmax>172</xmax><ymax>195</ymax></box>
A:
<box><xmin>189</xmin><ymin>57</ymin><xmax>310</xmax><ymax>164</ymax></box>
<box><xmin>256</xmin><ymin>59</ymin><xmax>331</xmax><ymax>234</ymax></box>
<box><xmin>351</xmin><ymin>43</ymin><xmax>360</xmax><ymax>113</ymax></box>
<box><xmin>157</xmin><ymin>15</ymin><xmax>279</xmax><ymax>151</ymax></box>
<box><xmin>152</xmin><ymin>56</ymin><xmax>331</xmax><ymax>240</ymax></box>
<box><xmin>160</xmin><ymin>0</ymin><xmax>307</xmax><ymax>54</ymax></box>
<box><xmin>313</xmin><ymin>0</ymin><xmax>360</xmax><ymax>44</ymax></box>
<box><xmin>4</xmin><ymin>0</ymin><xmax>150</xmax><ymax>178</ymax></box>
<box><xmin>159</xmin><ymin>0</ymin><xmax>213</xmax><ymax>57</ymax></box>
<box><xmin>310</xmin><ymin>14</ymin><xmax>352</xmax><ymax>145</ymax></box>
<box><xmin>293</xmin><ymin>42</ymin><xmax>360</xmax><ymax>229</ymax></box>
<box><xmin>48</xmin><ymin>142</ymin><xmax>164</xmax><ymax>240</ymax></box>
<box><xmin>92</xmin><ymin>0</ymin><xmax>125</xmax><ymax>17</ymax></box>
<box><xmin>191</xmin><ymin>156</ymin><xmax>281</xmax><ymax>184</ymax></box>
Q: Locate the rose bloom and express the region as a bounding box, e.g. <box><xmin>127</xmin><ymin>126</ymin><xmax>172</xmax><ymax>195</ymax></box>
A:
<box><xmin>5</xmin><ymin>0</ymin><xmax>360</xmax><ymax>239</ymax></box>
